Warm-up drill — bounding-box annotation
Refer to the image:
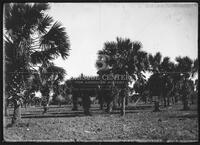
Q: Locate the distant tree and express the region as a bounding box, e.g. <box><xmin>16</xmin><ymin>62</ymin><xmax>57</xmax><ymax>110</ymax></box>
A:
<box><xmin>147</xmin><ymin>52</ymin><xmax>162</xmax><ymax>111</ymax></box>
<box><xmin>148</xmin><ymin>53</ymin><xmax>175</xmax><ymax>111</ymax></box>
<box><xmin>192</xmin><ymin>58</ymin><xmax>198</xmax><ymax>77</ymax></box>
<box><xmin>195</xmin><ymin>79</ymin><xmax>198</xmax><ymax>93</ymax></box>
<box><xmin>133</xmin><ymin>76</ymin><xmax>148</xmax><ymax>103</ymax></box>
<box><xmin>28</xmin><ymin>63</ymin><xmax>66</xmax><ymax>113</ymax></box>
<box><xmin>175</xmin><ymin>56</ymin><xmax>194</xmax><ymax>110</ymax></box>
<box><xmin>160</xmin><ymin>56</ymin><xmax>175</xmax><ymax>106</ymax></box>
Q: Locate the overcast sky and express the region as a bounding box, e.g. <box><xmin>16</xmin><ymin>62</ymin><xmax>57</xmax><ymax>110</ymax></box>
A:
<box><xmin>47</xmin><ymin>3</ymin><xmax>198</xmax><ymax>79</ymax></box>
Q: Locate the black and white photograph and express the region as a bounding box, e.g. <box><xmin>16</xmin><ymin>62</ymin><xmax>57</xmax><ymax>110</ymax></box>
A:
<box><xmin>3</xmin><ymin>2</ymin><xmax>198</xmax><ymax>142</ymax></box>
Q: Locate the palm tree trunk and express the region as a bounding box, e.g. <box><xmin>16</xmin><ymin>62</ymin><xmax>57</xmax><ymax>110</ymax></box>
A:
<box><xmin>121</xmin><ymin>96</ymin><xmax>126</xmax><ymax>116</ymax></box>
<box><xmin>183</xmin><ymin>95</ymin><xmax>190</xmax><ymax>110</ymax></box>
<box><xmin>121</xmin><ymin>75</ymin><xmax>128</xmax><ymax>116</ymax></box>
<box><xmin>191</xmin><ymin>94</ymin><xmax>194</xmax><ymax>104</ymax></box>
<box><xmin>43</xmin><ymin>105</ymin><xmax>47</xmax><ymax>114</ymax></box>
<box><xmin>153</xmin><ymin>96</ymin><xmax>160</xmax><ymax>112</ymax></box>
<box><xmin>41</xmin><ymin>96</ymin><xmax>49</xmax><ymax>114</ymax></box>
<box><xmin>153</xmin><ymin>101</ymin><xmax>160</xmax><ymax>112</ymax></box>
<box><xmin>24</xmin><ymin>101</ymin><xmax>27</xmax><ymax>108</ymax></box>
<box><xmin>125</xmin><ymin>96</ymin><xmax>128</xmax><ymax>106</ymax></box>
<box><xmin>167</xmin><ymin>97</ymin><xmax>170</xmax><ymax>106</ymax></box>
<box><xmin>171</xmin><ymin>96</ymin><xmax>175</xmax><ymax>105</ymax></box>
<box><xmin>175</xmin><ymin>95</ymin><xmax>178</xmax><ymax>104</ymax></box>
<box><xmin>11</xmin><ymin>99</ymin><xmax>21</xmax><ymax>125</ymax></box>
<box><xmin>72</xmin><ymin>95</ymin><xmax>78</xmax><ymax>111</ymax></box>
<box><xmin>99</xmin><ymin>95</ymin><xmax>103</xmax><ymax>110</ymax></box>
<box><xmin>106</xmin><ymin>100</ymin><xmax>113</xmax><ymax>113</ymax></box>
<box><xmin>144</xmin><ymin>96</ymin><xmax>147</xmax><ymax>104</ymax></box>
<box><xmin>118</xmin><ymin>97</ymin><xmax>121</xmax><ymax>107</ymax></box>
<box><xmin>113</xmin><ymin>96</ymin><xmax>117</xmax><ymax>110</ymax></box>
<box><xmin>163</xmin><ymin>97</ymin><xmax>167</xmax><ymax>107</ymax></box>
<box><xmin>82</xmin><ymin>95</ymin><xmax>91</xmax><ymax>115</ymax></box>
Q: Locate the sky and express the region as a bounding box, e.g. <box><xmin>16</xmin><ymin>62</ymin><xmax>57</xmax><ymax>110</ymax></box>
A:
<box><xmin>47</xmin><ymin>3</ymin><xmax>198</xmax><ymax>80</ymax></box>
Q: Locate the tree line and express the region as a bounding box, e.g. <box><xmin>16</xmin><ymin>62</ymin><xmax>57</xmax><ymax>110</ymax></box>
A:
<box><xmin>95</xmin><ymin>37</ymin><xmax>198</xmax><ymax>114</ymax></box>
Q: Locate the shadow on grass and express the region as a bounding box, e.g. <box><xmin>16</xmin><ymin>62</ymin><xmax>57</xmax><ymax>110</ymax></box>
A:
<box><xmin>18</xmin><ymin>104</ymin><xmax>155</xmax><ymax>119</ymax></box>
<box><xmin>112</xmin><ymin>105</ymin><xmax>153</xmax><ymax>111</ymax></box>
<box><xmin>21</xmin><ymin>108</ymin><xmax>145</xmax><ymax>119</ymax></box>
<box><xmin>168</xmin><ymin>113</ymin><xmax>198</xmax><ymax>119</ymax></box>
<box><xmin>6</xmin><ymin>122</ymin><xmax>29</xmax><ymax>128</ymax></box>
<box><xmin>179</xmin><ymin>108</ymin><xmax>198</xmax><ymax>111</ymax></box>
<box><xmin>22</xmin><ymin>113</ymin><xmax>83</xmax><ymax>118</ymax></box>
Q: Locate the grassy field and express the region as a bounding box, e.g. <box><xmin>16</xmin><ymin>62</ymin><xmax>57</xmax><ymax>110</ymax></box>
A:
<box><xmin>3</xmin><ymin>103</ymin><xmax>198</xmax><ymax>142</ymax></box>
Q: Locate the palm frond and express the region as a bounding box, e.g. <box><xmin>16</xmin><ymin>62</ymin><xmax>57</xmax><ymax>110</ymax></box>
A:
<box><xmin>5</xmin><ymin>3</ymin><xmax>47</xmax><ymax>39</ymax></box>
<box><xmin>37</xmin><ymin>15</ymin><xmax>53</xmax><ymax>34</ymax></box>
<box><xmin>176</xmin><ymin>56</ymin><xmax>193</xmax><ymax>72</ymax></box>
<box><xmin>32</xmin><ymin>3</ymin><xmax>50</xmax><ymax>12</ymax></box>
<box><xmin>104</xmin><ymin>41</ymin><xmax>116</xmax><ymax>55</ymax></box>
<box><xmin>132</xmin><ymin>41</ymin><xmax>142</xmax><ymax>53</ymax></box>
<box><xmin>160</xmin><ymin>56</ymin><xmax>170</xmax><ymax>72</ymax></box>
<box><xmin>30</xmin><ymin>50</ymin><xmax>55</xmax><ymax>64</ymax></box>
<box><xmin>4</xmin><ymin>35</ymin><xmax>16</xmax><ymax>61</ymax></box>
<box><xmin>40</xmin><ymin>21</ymin><xmax>70</xmax><ymax>59</ymax></box>
<box><xmin>154</xmin><ymin>52</ymin><xmax>162</xmax><ymax>65</ymax></box>
<box><xmin>148</xmin><ymin>54</ymin><xmax>154</xmax><ymax>65</ymax></box>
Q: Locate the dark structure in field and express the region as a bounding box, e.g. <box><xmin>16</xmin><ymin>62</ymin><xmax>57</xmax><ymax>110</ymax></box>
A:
<box><xmin>67</xmin><ymin>75</ymin><xmax>127</xmax><ymax>115</ymax></box>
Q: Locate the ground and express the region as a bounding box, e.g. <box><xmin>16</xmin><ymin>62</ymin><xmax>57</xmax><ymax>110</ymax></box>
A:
<box><xmin>3</xmin><ymin>103</ymin><xmax>198</xmax><ymax>142</ymax></box>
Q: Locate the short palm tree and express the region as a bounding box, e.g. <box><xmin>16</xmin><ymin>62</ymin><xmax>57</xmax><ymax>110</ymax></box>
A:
<box><xmin>28</xmin><ymin>62</ymin><xmax>66</xmax><ymax>113</ymax></box>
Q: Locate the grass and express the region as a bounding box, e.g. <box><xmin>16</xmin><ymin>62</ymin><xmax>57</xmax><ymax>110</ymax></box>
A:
<box><xmin>3</xmin><ymin>103</ymin><xmax>198</xmax><ymax>142</ymax></box>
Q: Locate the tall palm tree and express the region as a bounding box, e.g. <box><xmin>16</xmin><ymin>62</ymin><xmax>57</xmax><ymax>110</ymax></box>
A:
<box><xmin>4</xmin><ymin>3</ymin><xmax>70</xmax><ymax>125</ymax></box>
<box><xmin>96</xmin><ymin>37</ymin><xmax>148</xmax><ymax>116</ymax></box>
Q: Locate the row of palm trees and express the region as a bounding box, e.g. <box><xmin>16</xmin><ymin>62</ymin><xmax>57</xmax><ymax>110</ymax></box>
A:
<box><xmin>96</xmin><ymin>37</ymin><xmax>198</xmax><ymax>115</ymax></box>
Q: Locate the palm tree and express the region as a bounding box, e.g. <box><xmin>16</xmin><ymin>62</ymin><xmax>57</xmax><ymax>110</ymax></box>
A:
<box><xmin>96</xmin><ymin>37</ymin><xmax>148</xmax><ymax>116</ymax></box>
<box><xmin>191</xmin><ymin>58</ymin><xmax>198</xmax><ymax>103</ymax></box>
<box><xmin>160</xmin><ymin>57</ymin><xmax>175</xmax><ymax>106</ymax></box>
<box><xmin>147</xmin><ymin>52</ymin><xmax>163</xmax><ymax>111</ymax></box>
<box><xmin>192</xmin><ymin>58</ymin><xmax>198</xmax><ymax>77</ymax></box>
<box><xmin>195</xmin><ymin>79</ymin><xmax>198</xmax><ymax>93</ymax></box>
<box><xmin>148</xmin><ymin>52</ymin><xmax>162</xmax><ymax>73</ymax></box>
<box><xmin>133</xmin><ymin>77</ymin><xmax>148</xmax><ymax>103</ymax></box>
<box><xmin>148</xmin><ymin>53</ymin><xmax>176</xmax><ymax>111</ymax></box>
<box><xmin>28</xmin><ymin>62</ymin><xmax>66</xmax><ymax>113</ymax></box>
<box><xmin>4</xmin><ymin>3</ymin><xmax>70</xmax><ymax>125</ymax></box>
<box><xmin>175</xmin><ymin>56</ymin><xmax>193</xmax><ymax>110</ymax></box>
